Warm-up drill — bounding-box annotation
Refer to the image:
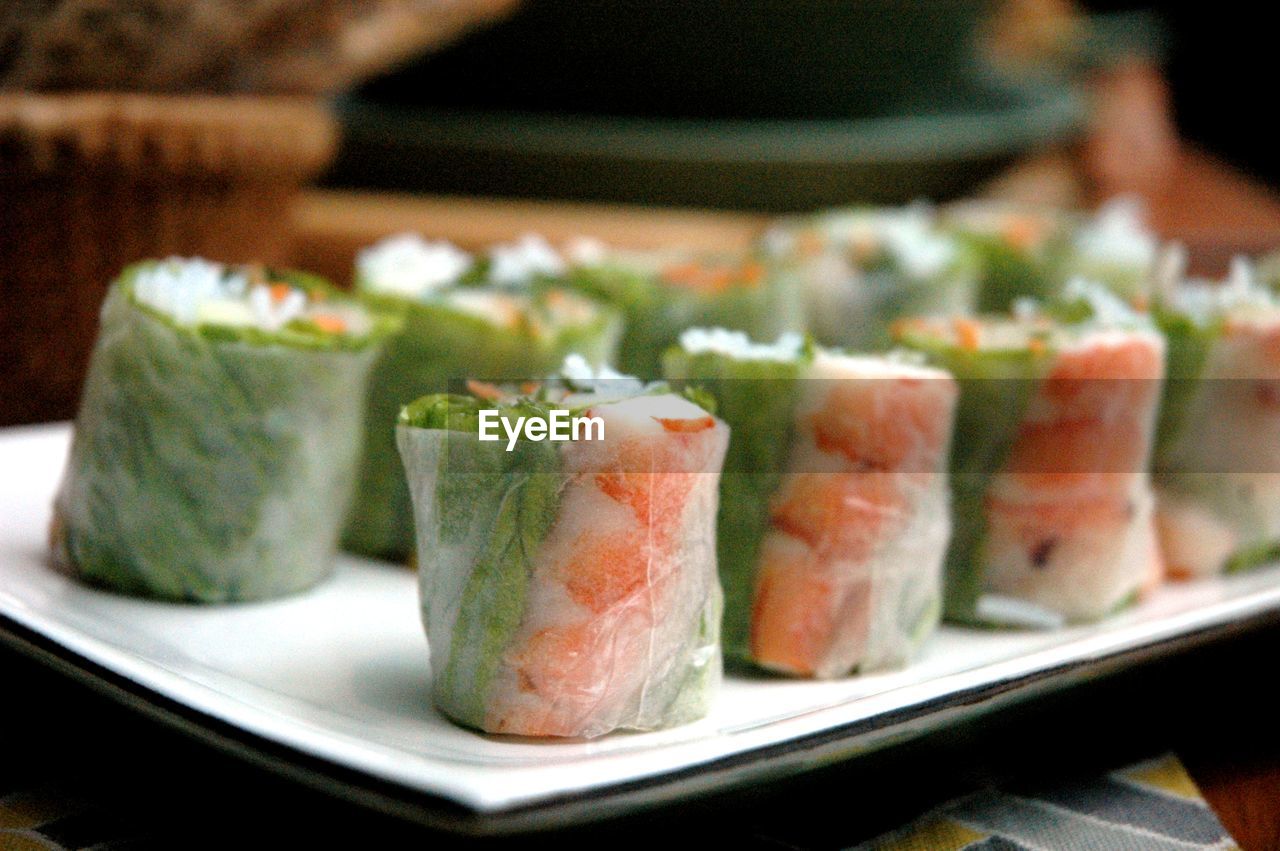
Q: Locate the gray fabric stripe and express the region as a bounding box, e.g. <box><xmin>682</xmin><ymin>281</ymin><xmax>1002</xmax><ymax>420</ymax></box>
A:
<box><xmin>1034</xmin><ymin>777</ymin><xmax>1228</xmax><ymax>845</ymax></box>
<box><xmin>964</xmin><ymin>838</ymin><xmax>1037</xmax><ymax>851</ymax></box>
<box><xmin>947</xmin><ymin>791</ymin><xmax>1212</xmax><ymax>851</ymax></box>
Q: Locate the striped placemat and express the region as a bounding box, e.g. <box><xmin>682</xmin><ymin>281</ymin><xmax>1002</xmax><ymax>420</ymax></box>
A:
<box><xmin>856</xmin><ymin>754</ymin><xmax>1238</xmax><ymax>850</ymax></box>
<box><xmin>1</xmin><ymin>753</ymin><xmax>1240</xmax><ymax>848</ymax></box>
<box><xmin>0</xmin><ymin>784</ymin><xmax>140</xmax><ymax>850</ymax></box>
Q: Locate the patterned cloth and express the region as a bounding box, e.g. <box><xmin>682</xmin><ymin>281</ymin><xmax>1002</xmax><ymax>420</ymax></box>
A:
<box><xmin>0</xmin><ymin>754</ymin><xmax>1240</xmax><ymax>849</ymax></box>
<box><xmin>857</xmin><ymin>755</ymin><xmax>1238</xmax><ymax>850</ymax></box>
<box><xmin>0</xmin><ymin>785</ymin><xmax>140</xmax><ymax>851</ymax></box>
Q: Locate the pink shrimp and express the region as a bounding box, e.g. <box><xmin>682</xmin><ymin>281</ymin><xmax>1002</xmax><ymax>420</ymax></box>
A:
<box><xmin>750</xmin><ymin>354</ymin><xmax>956</xmax><ymax>678</ymax></box>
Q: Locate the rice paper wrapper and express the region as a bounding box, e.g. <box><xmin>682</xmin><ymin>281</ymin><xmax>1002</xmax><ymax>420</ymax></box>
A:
<box><xmin>1154</xmin><ymin>312</ymin><xmax>1280</xmax><ymax>576</ymax></box>
<box><xmin>52</xmin><ymin>284</ymin><xmax>382</xmax><ymax>602</ymax></box>
<box><xmin>945</xmin><ymin>200</ymin><xmax>1156</xmax><ymax>312</ymax></box>
<box><xmin>566</xmin><ymin>261</ymin><xmax>805</xmax><ymax>379</ymax></box>
<box><xmin>660</xmin><ymin>347</ymin><xmax>803</xmax><ymax>661</ymax></box>
<box><xmin>747</xmin><ymin>358</ymin><xmax>956</xmax><ymax>677</ymax></box>
<box><xmin>899</xmin><ymin>322</ymin><xmax>1166</xmax><ymax>626</ymax></box>
<box><xmin>398</xmin><ymin>395</ymin><xmax>728</xmax><ymax>738</ymax></box>
<box><xmin>664</xmin><ymin>345</ymin><xmax>956</xmax><ymax>677</ymax></box>
<box><xmin>944</xmin><ymin>208</ymin><xmax>1070</xmax><ymax>312</ymax></box>
<box><xmin>960</xmin><ymin>230</ymin><xmax>1069</xmax><ymax>313</ymax></box>
<box><xmin>761</xmin><ymin>210</ymin><xmax>977</xmax><ymax>350</ymax></box>
<box><xmin>1057</xmin><ymin>199</ymin><xmax>1159</xmax><ymax>304</ymax></box>
<box><xmin>798</xmin><ymin>260</ymin><xmax>975</xmax><ymax>351</ymax></box>
<box><xmin>344</xmin><ymin>292</ymin><xmax>620</xmax><ymax>560</ymax></box>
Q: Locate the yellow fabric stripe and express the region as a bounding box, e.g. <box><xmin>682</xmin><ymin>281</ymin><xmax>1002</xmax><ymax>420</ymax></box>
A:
<box><xmin>0</xmin><ymin>791</ymin><xmax>70</xmax><ymax>830</ymax></box>
<box><xmin>0</xmin><ymin>830</ymin><xmax>66</xmax><ymax>850</ymax></box>
<box><xmin>1118</xmin><ymin>755</ymin><xmax>1205</xmax><ymax>801</ymax></box>
<box><xmin>872</xmin><ymin>816</ymin><xmax>988</xmax><ymax>851</ymax></box>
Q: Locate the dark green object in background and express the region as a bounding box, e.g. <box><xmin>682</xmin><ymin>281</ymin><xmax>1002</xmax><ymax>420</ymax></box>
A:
<box><xmin>357</xmin><ymin>0</ymin><xmax>993</xmax><ymax>120</ymax></box>
<box><xmin>327</xmin><ymin>0</ymin><xmax>1082</xmax><ymax>209</ymax></box>
<box><xmin>329</xmin><ymin>74</ymin><xmax>1081</xmax><ymax>211</ymax></box>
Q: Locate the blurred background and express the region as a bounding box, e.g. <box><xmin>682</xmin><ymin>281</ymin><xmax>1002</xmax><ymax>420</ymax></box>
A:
<box><xmin>4</xmin><ymin>0</ymin><xmax>1279</xmax><ymax>426</ymax></box>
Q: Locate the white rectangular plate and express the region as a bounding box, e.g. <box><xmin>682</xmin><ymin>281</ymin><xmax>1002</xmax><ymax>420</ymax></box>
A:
<box><xmin>4</xmin><ymin>424</ymin><xmax>1279</xmax><ymax>830</ymax></box>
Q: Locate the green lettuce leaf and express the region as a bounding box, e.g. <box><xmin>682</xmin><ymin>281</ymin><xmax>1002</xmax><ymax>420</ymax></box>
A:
<box><xmin>343</xmin><ymin>289</ymin><xmax>620</xmax><ymax>560</ymax></box>
<box><xmin>53</xmin><ymin>271</ymin><xmax>384</xmax><ymax>602</ymax></box>
<box><xmin>661</xmin><ymin>346</ymin><xmax>805</xmax><ymax>658</ymax></box>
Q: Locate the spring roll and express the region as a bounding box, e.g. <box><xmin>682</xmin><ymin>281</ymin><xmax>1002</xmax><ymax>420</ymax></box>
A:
<box><xmin>895</xmin><ymin>294</ymin><xmax>1165</xmax><ymax>626</ymax></box>
<box><xmin>397</xmin><ymin>368</ymin><xmax>728</xmax><ymax>737</ymax></box>
<box><xmin>945</xmin><ymin>198</ymin><xmax>1158</xmax><ymax>312</ymax></box>
<box><xmin>52</xmin><ymin>258</ymin><xmax>393</xmax><ymax>602</ymax></box>
<box><xmin>943</xmin><ymin>200</ymin><xmax>1073</xmax><ymax>312</ymax></box>
<box><xmin>664</xmin><ymin>329</ymin><xmax>956</xmax><ymax>677</ymax></box>
<box><xmin>761</xmin><ymin>205</ymin><xmax>976</xmax><ymax>350</ymax></box>
<box><xmin>558</xmin><ymin>236</ymin><xmax>806</xmax><ymax>379</ymax></box>
<box><xmin>1058</xmin><ymin>198</ymin><xmax>1160</xmax><ymax>304</ymax></box>
<box><xmin>1153</xmin><ymin>260</ymin><xmax>1280</xmax><ymax>576</ymax></box>
<box><xmin>1254</xmin><ymin>249</ymin><xmax>1280</xmax><ymax>293</ymax></box>
<box><xmin>343</xmin><ymin>234</ymin><xmax>621</xmax><ymax>560</ymax></box>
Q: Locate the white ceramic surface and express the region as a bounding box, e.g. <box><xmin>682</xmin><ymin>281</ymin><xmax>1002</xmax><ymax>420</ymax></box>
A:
<box><xmin>3</xmin><ymin>424</ymin><xmax>1278</xmax><ymax>817</ymax></box>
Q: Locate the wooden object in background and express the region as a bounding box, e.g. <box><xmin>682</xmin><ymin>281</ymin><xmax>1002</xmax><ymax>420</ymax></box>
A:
<box><xmin>0</xmin><ymin>0</ymin><xmax>520</xmax><ymax>95</ymax></box>
<box><xmin>1</xmin><ymin>93</ymin><xmax>336</xmax><ymax>425</ymax></box>
<box><xmin>293</xmin><ymin>190</ymin><xmax>768</xmax><ymax>287</ymax></box>
<box><xmin>9</xmin><ymin>144</ymin><xmax>1280</xmax><ymax>427</ymax></box>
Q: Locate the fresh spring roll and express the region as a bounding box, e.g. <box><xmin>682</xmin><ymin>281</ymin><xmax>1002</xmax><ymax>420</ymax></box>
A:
<box><xmin>397</xmin><ymin>366</ymin><xmax>728</xmax><ymax>737</ymax></box>
<box><xmin>51</xmin><ymin>258</ymin><xmax>394</xmax><ymax>602</ymax></box>
<box><xmin>554</xmin><ymin>236</ymin><xmax>806</xmax><ymax>379</ymax></box>
<box><xmin>894</xmin><ymin>291</ymin><xmax>1165</xmax><ymax>626</ymax></box>
<box><xmin>1254</xmin><ymin>249</ymin><xmax>1280</xmax><ymax>293</ymax></box>
<box><xmin>1152</xmin><ymin>260</ymin><xmax>1280</xmax><ymax>576</ymax></box>
<box><xmin>661</xmin><ymin>330</ymin><xmax>805</xmax><ymax>663</ymax></box>
<box><xmin>945</xmin><ymin>197</ymin><xmax>1159</xmax><ymax>312</ymax></box>
<box><xmin>943</xmin><ymin>201</ymin><xmax>1074</xmax><ymax>312</ymax></box>
<box><xmin>663</xmin><ymin>329</ymin><xmax>957</xmax><ymax>677</ymax></box>
<box><xmin>760</xmin><ymin>205</ymin><xmax>976</xmax><ymax>350</ymax></box>
<box><xmin>1057</xmin><ymin>198</ymin><xmax>1160</xmax><ymax>304</ymax></box>
<box><xmin>343</xmin><ymin>234</ymin><xmax>622</xmax><ymax>560</ymax></box>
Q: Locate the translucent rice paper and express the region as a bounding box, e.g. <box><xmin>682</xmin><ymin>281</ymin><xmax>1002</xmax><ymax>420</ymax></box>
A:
<box><xmin>661</xmin><ymin>344</ymin><xmax>802</xmax><ymax>662</ymax></box>
<box><xmin>563</xmin><ymin>256</ymin><xmax>806</xmax><ymax>380</ymax></box>
<box><xmin>942</xmin><ymin>198</ymin><xmax>1158</xmax><ymax>314</ymax></box>
<box><xmin>941</xmin><ymin>201</ymin><xmax>1074</xmax><ymax>313</ymax></box>
<box><xmin>52</xmin><ymin>281</ymin><xmax>384</xmax><ymax>602</ymax></box>
<box><xmin>1058</xmin><ymin>198</ymin><xmax>1160</xmax><ymax>304</ymax></box>
<box><xmin>343</xmin><ymin>290</ymin><xmax>620</xmax><ymax>561</ymax></box>
<box><xmin>1155</xmin><ymin>311</ymin><xmax>1280</xmax><ymax>576</ymax></box>
<box><xmin>664</xmin><ymin>342</ymin><xmax>956</xmax><ymax>678</ymax></box>
<box><xmin>900</xmin><ymin>321</ymin><xmax>1166</xmax><ymax>626</ymax></box>
<box><xmin>761</xmin><ymin>207</ymin><xmax>977</xmax><ymax>351</ymax></box>
<box><xmin>751</xmin><ymin>357</ymin><xmax>957</xmax><ymax>678</ymax></box>
<box><xmin>398</xmin><ymin>393</ymin><xmax>728</xmax><ymax>738</ymax></box>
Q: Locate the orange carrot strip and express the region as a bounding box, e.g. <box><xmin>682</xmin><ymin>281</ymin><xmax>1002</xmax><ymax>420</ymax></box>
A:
<box><xmin>738</xmin><ymin>262</ymin><xmax>766</xmax><ymax>286</ymax></box>
<box><xmin>653</xmin><ymin>415</ymin><xmax>715</xmax><ymax>433</ymax></box>
<box><xmin>889</xmin><ymin>317</ymin><xmax>925</xmax><ymax>340</ymax></box>
<box><xmin>661</xmin><ymin>262</ymin><xmax>702</xmax><ymax>286</ymax></box>
<box><xmin>466</xmin><ymin>379</ymin><xmax>505</xmax><ymax>401</ymax></box>
<box><xmin>953</xmin><ymin>318</ymin><xmax>982</xmax><ymax>350</ymax></box>
<box><xmin>309</xmin><ymin>313</ymin><xmax>347</xmax><ymax>334</ymax></box>
<box><xmin>1003</xmin><ymin>217</ymin><xmax>1044</xmax><ymax>251</ymax></box>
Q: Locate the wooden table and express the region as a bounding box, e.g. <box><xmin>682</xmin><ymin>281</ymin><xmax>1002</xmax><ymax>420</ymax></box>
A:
<box><xmin>293</xmin><ymin>147</ymin><xmax>1280</xmax><ymax>288</ymax></box>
